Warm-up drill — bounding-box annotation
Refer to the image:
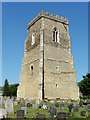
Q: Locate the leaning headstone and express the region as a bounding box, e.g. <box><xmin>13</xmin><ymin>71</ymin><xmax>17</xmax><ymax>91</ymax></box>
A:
<box><xmin>80</xmin><ymin>111</ymin><xmax>86</xmax><ymax>116</ymax></box>
<box><xmin>50</xmin><ymin>108</ymin><xmax>57</xmax><ymax>118</ymax></box>
<box><xmin>57</xmin><ymin>112</ymin><xmax>66</xmax><ymax>120</ymax></box>
<box><xmin>60</xmin><ymin>104</ymin><xmax>64</xmax><ymax>110</ymax></box>
<box><xmin>5</xmin><ymin>99</ymin><xmax>14</xmax><ymax>114</ymax></box>
<box><xmin>16</xmin><ymin>110</ymin><xmax>24</xmax><ymax>119</ymax></box>
<box><xmin>21</xmin><ymin>106</ymin><xmax>27</xmax><ymax>115</ymax></box>
<box><xmin>0</xmin><ymin>108</ymin><xmax>7</xmax><ymax>119</ymax></box>
<box><xmin>87</xmin><ymin>104</ymin><xmax>90</xmax><ymax>112</ymax></box>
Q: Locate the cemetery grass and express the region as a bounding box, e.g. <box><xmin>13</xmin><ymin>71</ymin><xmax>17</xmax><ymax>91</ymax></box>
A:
<box><xmin>7</xmin><ymin>101</ymin><xmax>90</xmax><ymax>119</ymax></box>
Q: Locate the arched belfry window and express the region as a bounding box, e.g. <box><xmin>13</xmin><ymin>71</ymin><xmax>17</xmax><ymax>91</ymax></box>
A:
<box><xmin>52</xmin><ymin>27</ymin><xmax>59</xmax><ymax>43</ymax></box>
<box><xmin>31</xmin><ymin>32</ymin><xmax>35</xmax><ymax>45</ymax></box>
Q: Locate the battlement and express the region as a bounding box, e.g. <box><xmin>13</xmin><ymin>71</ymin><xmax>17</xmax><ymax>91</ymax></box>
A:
<box><xmin>28</xmin><ymin>11</ymin><xmax>69</xmax><ymax>29</ymax></box>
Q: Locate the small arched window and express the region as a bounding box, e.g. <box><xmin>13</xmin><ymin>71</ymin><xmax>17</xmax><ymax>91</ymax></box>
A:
<box><xmin>30</xmin><ymin>65</ymin><xmax>33</xmax><ymax>76</ymax></box>
<box><xmin>52</xmin><ymin>27</ymin><xmax>59</xmax><ymax>43</ymax></box>
<box><xmin>31</xmin><ymin>32</ymin><xmax>35</xmax><ymax>45</ymax></box>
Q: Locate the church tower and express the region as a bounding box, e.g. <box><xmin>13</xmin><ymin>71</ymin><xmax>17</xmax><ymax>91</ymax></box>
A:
<box><xmin>17</xmin><ymin>11</ymin><xmax>79</xmax><ymax>100</ymax></box>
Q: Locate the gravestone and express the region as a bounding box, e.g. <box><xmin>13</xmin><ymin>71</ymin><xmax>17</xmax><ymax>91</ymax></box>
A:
<box><xmin>55</xmin><ymin>103</ymin><xmax>59</xmax><ymax>107</ymax></box>
<box><xmin>42</xmin><ymin>101</ymin><xmax>47</xmax><ymax>110</ymax></box>
<box><xmin>0</xmin><ymin>108</ymin><xmax>7</xmax><ymax>119</ymax></box>
<box><xmin>16</xmin><ymin>110</ymin><xmax>24</xmax><ymax>119</ymax></box>
<box><xmin>80</xmin><ymin>111</ymin><xmax>86</xmax><ymax>116</ymax></box>
<box><xmin>50</xmin><ymin>108</ymin><xmax>57</xmax><ymax>118</ymax></box>
<box><xmin>0</xmin><ymin>99</ymin><xmax>2</xmax><ymax>108</ymax></box>
<box><xmin>87</xmin><ymin>104</ymin><xmax>90</xmax><ymax>112</ymax></box>
<box><xmin>73</xmin><ymin>104</ymin><xmax>78</xmax><ymax>112</ymax></box>
<box><xmin>57</xmin><ymin>112</ymin><xmax>66</xmax><ymax>120</ymax></box>
<box><xmin>20</xmin><ymin>98</ymin><xmax>25</xmax><ymax>107</ymax></box>
<box><xmin>86</xmin><ymin>99</ymin><xmax>90</xmax><ymax>104</ymax></box>
<box><xmin>67</xmin><ymin>104</ymin><xmax>73</xmax><ymax>113</ymax></box>
<box><xmin>60</xmin><ymin>104</ymin><xmax>64</xmax><ymax>110</ymax></box>
<box><xmin>21</xmin><ymin>106</ymin><xmax>27</xmax><ymax>115</ymax></box>
<box><xmin>27</xmin><ymin>102</ymin><xmax>32</xmax><ymax>107</ymax></box>
<box><xmin>5</xmin><ymin>99</ymin><xmax>14</xmax><ymax>114</ymax></box>
<box><xmin>36</xmin><ymin>99</ymin><xmax>40</xmax><ymax>105</ymax></box>
<box><xmin>14</xmin><ymin>101</ymin><xmax>18</xmax><ymax>106</ymax></box>
<box><xmin>36</xmin><ymin>113</ymin><xmax>46</xmax><ymax>119</ymax></box>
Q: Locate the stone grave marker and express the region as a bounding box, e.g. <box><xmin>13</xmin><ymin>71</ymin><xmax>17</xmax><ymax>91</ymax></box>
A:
<box><xmin>57</xmin><ymin>112</ymin><xmax>66</xmax><ymax>120</ymax></box>
<box><xmin>21</xmin><ymin>106</ymin><xmax>27</xmax><ymax>115</ymax></box>
<box><xmin>49</xmin><ymin>108</ymin><xmax>57</xmax><ymax>118</ymax></box>
<box><xmin>36</xmin><ymin>99</ymin><xmax>40</xmax><ymax>105</ymax></box>
<box><xmin>27</xmin><ymin>102</ymin><xmax>32</xmax><ymax>107</ymax></box>
<box><xmin>67</xmin><ymin>104</ymin><xmax>73</xmax><ymax>113</ymax></box>
<box><xmin>16</xmin><ymin>110</ymin><xmax>24</xmax><ymax>119</ymax></box>
<box><xmin>87</xmin><ymin>104</ymin><xmax>90</xmax><ymax>112</ymax></box>
<box><xmin>42</xmin><ymin>101</ymin><xmax>47</xmax><ymax>110</ymax></box>
<box><xmin>86</xmin><ymin>99</ymin><xmax>90</xmax><ymax>104</ymax></box>
<box><xmin>73</xmin><ymin>104</ymin><xmax>79</xmax><ymax>112</ymax></box>
<box><xmin>20</xmin><ymin>98</ymin><xmax>25</xmax><ymax>107</ymax></box>
<box><xmin>80</xmin><ymin>111</ymin><xmax>86</xmax><ymax>116</ymax></box>
<box><xmin>5</xmin><ymin>99</ymin><xmax>14</xmax><ymax>114</ymax></box>
<box><xmin>14</xmin><ymin>101</ymin><xmax>18</xmax><ymax>106</ymax></box>
<box><xmin>60</xmin><ymin>104</ymin><xmax>64</xmax><ymax>110</ymax></box>
<box><xmin>0</xmin><ymin>108</ymin><xmax>7</xmax><ymax>119</ymax></box>
<box><xmin>55</xmin><ymin>103</ymin><xmax>59</xmax><ymax>107</ymax></box>
<box><xmin>0</xmin><ymin>99</ymin><xmax>2</xmax><ymax>108</ymax></box>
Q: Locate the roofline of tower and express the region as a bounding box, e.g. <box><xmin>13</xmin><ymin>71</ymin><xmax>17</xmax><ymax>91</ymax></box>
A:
<box><xmin>27</xmin><ymin>11</ymin><xmax>69</xmax><ymax>29</ymax></box>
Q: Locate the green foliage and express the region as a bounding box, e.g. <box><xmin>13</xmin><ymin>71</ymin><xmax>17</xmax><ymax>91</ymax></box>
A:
<box><xmin>78</xmin><ymin>73</ymin><xmax>90</xmax><ymax>97</ymax></box>
<box><xmin>2</xmin><ymin>79</ymin><xmax>19</xmax><ymax>97</ymax></box>
<box><xmin>9</xmin><ymin>83</ymin><xmax>19</xmax><ymax>97</ymax></box>
<box><xmin>3</xmin><ymin>79</ymin><xmax>10</xmax><ymax>96</ymax></box>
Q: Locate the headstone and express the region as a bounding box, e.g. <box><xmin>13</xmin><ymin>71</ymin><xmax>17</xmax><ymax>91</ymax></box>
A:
<box><xmin>87</xmin><ymin>104</ymin><xmax>90</xmax><ymax>112</ymax></box>
<box><xmin>57</xmin><ymin>112</ymin><xmax>66</xmax><ymax>120</ymax></box>
<box><xmin>86</xmin><ymin>99</ymin><xmax>90</xmax><ymax>104</ymax></box>
<box><xmin>14</xmin><ymin>101</ymin><xmax>18</xmax><ymax>106</ymax></box>
<box><xmin>36</xmin><ymin>113</ymin><xmax>46</xmax><ymax>119</ymax></box>
<box><xmin>50</xmin><ymin>108</ymin><xmax>57</xmax><ymax>118</ymax></box>
<box><xmin>16</xmin><ymin>110</ymin><xmax>24</xmax><ymax>118</ymax></box>
<box><xmin>80</xmin><ymin>111</ymin><xmax>86</xmax><ymax>116</ymax></box>
<box><xmin>36</xmin><ymin>99</ymin><xmax>40</xmax><ymax>105</ymax></box>
<box><xmin>60</xmin><ymin>104</ymin><xmax>64</xmax><ymax>110</ymax></box>
<box><xmin>67</xmin><ymin>104</ymin><xmax>73</xmax><ymax>113</ymax></box>
<box><xmin>5</xmin><ymin>99</ymin><xmax>14</xmax><ymax>114</ymax></box>
<box><xmin>27</xmin><ymin>102</ymin><xmax>32</xmax><ymax>107</ymax></box>
<box><xmin>79</xmin><ymin>100</ymin><xmax>83</xmax><ymax>107</ymax></box>
<box><xmin>0</xmin><ymin>99</ymin><xmax>2</xmax><ymax>108</ymax></box>
<box><xmin>55</xmin><ymin>103</ymin><xmax>59</xmax><ymax>107</ymax></box>
<box><xmin>20</xmin><ymin>98</ymin><xmax>25</xmax><ymax>107</ymax></box>
<box><xmin>0</xmin><ymin>108</ymin><xmax>7</xmax><ymax>119</ymax></box>
<box><xmin>73</xmin><ymin>104</ymin><xmax>78</xmax><ymax>112</ymax></box>
<box><xmin>21</xmin><ymin>106</ymin><xmax>27</xmax><ymax>115</ymax></box>
<box><xmin>42</xmin><ymin>101</ymin><xmax>47</xmax><ymax>110</ymax></box>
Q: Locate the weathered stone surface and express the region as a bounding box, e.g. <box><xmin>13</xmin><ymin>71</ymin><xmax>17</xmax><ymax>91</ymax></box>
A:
<box><xmin>17</xmin><ymin>11</ymin><xmax>79</xmax><ymax>100</ymax></box>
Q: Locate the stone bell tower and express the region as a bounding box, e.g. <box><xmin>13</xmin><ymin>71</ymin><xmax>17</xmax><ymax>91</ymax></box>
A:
<box><xmin>17</xmin><ymin>11</ymin><xmax>79</xmax><ymax>100</ymax></box>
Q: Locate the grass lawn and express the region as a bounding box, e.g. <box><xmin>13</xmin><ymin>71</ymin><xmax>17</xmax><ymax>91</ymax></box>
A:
<box><xmin>7</xmin><ymin>101</ymin><xmax>90</xmax><ymax>119</ymax></box>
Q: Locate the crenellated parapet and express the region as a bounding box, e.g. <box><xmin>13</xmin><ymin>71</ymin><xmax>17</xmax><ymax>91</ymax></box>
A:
<box><xmin>28</xmin><ymin>11</ymin><xmax>68</xmax><ymax>29</ymax></box>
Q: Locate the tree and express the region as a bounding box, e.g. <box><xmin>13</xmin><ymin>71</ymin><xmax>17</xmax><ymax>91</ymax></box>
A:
<box><xmin>9</xmin><ymin>83</ymin><xmax>19</xmax><ymax>97</ymax></box>
<box><xmin>3</xmin><ymin>79</ymin><xmax>10</xmax><ymax>96</ymax></box>
<box><xmin>78</xmin><ymin>73</ymin><xmax>90</xmax><ymax>97</ymax></box>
